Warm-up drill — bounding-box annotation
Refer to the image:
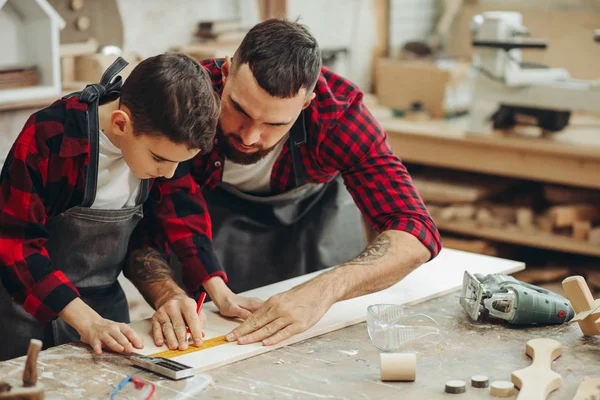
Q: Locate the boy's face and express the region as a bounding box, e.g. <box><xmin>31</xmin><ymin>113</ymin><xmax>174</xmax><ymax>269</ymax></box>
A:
<box><xmin>119</xmin><ymin>133</ymin><xmax>200</xmax><ymax>180</ymax></box>
<box><xmin>219</xmin><ymin>57</ymin><xmax>315</xmax><ymax>165</ymax></box>
<box><xmin>110</xmin><ymin>106</ymin><xmax>200</xmax><ymax>179</ymax></box>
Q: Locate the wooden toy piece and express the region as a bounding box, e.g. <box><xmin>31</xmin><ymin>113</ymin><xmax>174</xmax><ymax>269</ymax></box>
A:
<box><xmin>511</xmin><ymin>338</ymin><xmax>562</xmax><ymax>400</ymax></box>
<box><xmin>490</xmin><ymin>381</ymin><xmax>516</xmax><ymax>397</ymax></box>
<box><xmin>445</xmin><ymin>380</ymin><xmax>466</xmax><ymax>394</ymax></box>
<box><xmin>380</xmin><ymin>353</ymin><xmax>416</xmax><ymax>382</ymax></box>
<box><xmin>471</xmin><ymin>375</ymin><xmax>489</xmax><ymax>388</ymax></box>
<box><xmin>0</xmin><ymin>339</ymin><xmax>44</xmax><ymax>400</ymax></box>
<box><xmin>562</xmin><ymin>276</ymin><xmax>600</xmax><ymax>336</ymax></box>
<box><xmin>572</xmin><ymin>377</ymin><xmax>600</xmax><ymax>400</ymax></box>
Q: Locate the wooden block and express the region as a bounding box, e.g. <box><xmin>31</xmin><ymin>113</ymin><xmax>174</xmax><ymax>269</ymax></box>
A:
<box><xmin>572</xmin><ymin>377</ymin><xmax>600</xmax><ymax>400</ymax></box>
<box><xmin>59</xmin><ymin>39</ymin><xmax>98</xmax><ymax>57</ymax></box>
<box><xmin>536</xmin><ymin>215</ymin><xmax>554</xmax><ymax>233</ymax></box>
<box><xmin>0</xmin><ymin>386</ymin><xmax>43</xmax><ymax>400</ymax></box>
<box><xmin>471</xmin><ymin>375</ymin><xmax>489</xmax><ymax>388</ymax></box>
<box><xmin>548</xmin><ymin>204</ymin><xmax>600</xmax><ymax>228</ymax></box>
<box><xmin>511</xmin><ymin>338</ymin><xmax>562</xmax><ymax>399</ymax></box>
<box><xmin>440</xmin><ymin>204</ymin><xmax>476</xmax><ymax>221</ymax></box>
<box><xmin>573</xmin><ymin>221</ymin><xmax>591</xmax><ymax>241</ymax></box>
<box><xmin>61</xmin><ymin>56</ymin><xmax>76</xmax><ymax>83</ymax></box>
<box><xmin>562</xmin><ymin>276</ymin><xmax>600</xmax><ymax>336</ymax></box>
<box><xmin>490</xmin><ymin>381</ymin><xmax>515</xmax><ymax>397</ymax></box>
<box><xmin>23</xmin><ymin>339</ymin><xmax>42</xmax><ymax>387</ymax></box>
<box><xmin>589</xmin><ymin>228</ymin><xmax>600</xmax><ymax>246</ymax></box>
<box><xmin>544</xmin><ymin>184</ymin><xmax>600</xmax><ymax>205</ymax></box>
<box><xmin>380</xmin><ymin>353</ymin><xmax>416</xmax><ymax>381</ymax></box>
<box><xmin>516</xmin><ymin>207</ymin><xmax>534</xmax><ymax>229</ymax></box>
<box><xmin>445</xmin><ymin>380</ymin><xmax>466</xmax><ymax>393</ymax></box>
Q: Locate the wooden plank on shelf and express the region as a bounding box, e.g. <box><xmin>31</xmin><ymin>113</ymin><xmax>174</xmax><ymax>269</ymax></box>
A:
<box><xmin>130</xmin><ymin>249</ymin><xmax>524</xmax><ymax>372</ymax></box>
<box><xmin>382</xmin><ymin>117</ymin><xmax>600</xmax><ymax>190</ymax></box>
<box><xmin>411</xmin><ymin>169</ymin><xmax>516</xmax><ymax>203</ymax></box>
<box><xmin>436</xmin><ymin>220</ymin><xmax>600</xmax><ymax>257</ymax></box>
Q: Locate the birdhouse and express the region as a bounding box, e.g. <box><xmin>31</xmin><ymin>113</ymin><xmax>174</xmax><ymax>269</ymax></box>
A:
<box><xmin>0</xmin><ymin>0</ymin><xmax>65</xmax><ymax>105</ymax></box>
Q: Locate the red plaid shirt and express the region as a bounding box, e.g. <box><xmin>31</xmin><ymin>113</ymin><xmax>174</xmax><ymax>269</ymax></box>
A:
<box><xmin>0</xmin><ymin>96</ymin><xmax>222</xmax><ymax>323</ymax></box>
<box><xmin>139</xmin><ymin>59</ymin><xmax>441</xmax><ymax>290</ymax></box>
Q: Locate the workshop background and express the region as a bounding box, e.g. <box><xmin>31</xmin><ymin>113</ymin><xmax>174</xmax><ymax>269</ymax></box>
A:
<box><xmin>1</xmin><ymin>0</ymin><xmax>599</xmax><ymax>321</ymax></box>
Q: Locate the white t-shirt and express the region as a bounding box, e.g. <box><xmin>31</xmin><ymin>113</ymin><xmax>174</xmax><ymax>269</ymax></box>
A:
<box><xmin>91</xmin><ymin>130</ymin><xmax>141</xmax><ymax>209</ymax></box>
<box><xmin>222</xmin><ymin>136</ymin><xmax>287</xmax><ymax>194</ymax></box>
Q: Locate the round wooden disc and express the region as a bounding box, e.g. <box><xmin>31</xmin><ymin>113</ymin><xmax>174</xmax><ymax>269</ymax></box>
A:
<box><xmin>471</xmin><ymin>375</ymin><xmax>489</xmax><ymax>388</ymax></box>
<box><xmin>76</xmin><ymin>16</ymin><xmax>91</xmax><ymax>32</ymax></box>
<box><xmin>490</xmin><ymin>381</ymin><xmax>515</xmax><ymax>398</ymax></box>
<box><xmin>445</xmin><ymin>380</ymin><xmax>467</xmax><ymax>394</ymax></box>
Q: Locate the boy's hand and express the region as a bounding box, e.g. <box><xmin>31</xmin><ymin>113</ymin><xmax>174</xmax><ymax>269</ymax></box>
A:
<box><xmin>203</xmin><ymin>276</ymin><xmax>263</xmax><ymax>320</ymax></box>
<box><xmin>152</xmin><ymin>294</ymin><xmax>206</xmax><ymax>351</ymax></box>
<box><xmin>79</xmin><ymin>318</ymin><xmax>144</xmax><ymax>355</ymax></box>
<box><xmin>59</xmin><ymin>297</ymin><xmax>144</xmax><ymax>355</ymax></box>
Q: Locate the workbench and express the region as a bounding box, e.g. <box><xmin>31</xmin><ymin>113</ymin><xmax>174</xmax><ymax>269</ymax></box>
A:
<box><xmin>0</xmin><ymin>290</ymin><xmax>596</xmax><ymax>399</ymax></box>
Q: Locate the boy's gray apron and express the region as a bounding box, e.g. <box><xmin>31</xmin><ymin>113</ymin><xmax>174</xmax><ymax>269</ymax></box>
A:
<box><xmin>204</xmin><ymin>107</ymin><xmax>367</xmax><ymax>294</ymax></box>
<box><xmin>0</xmin><ymin>58</ymin><xmax>149</xmax><ymax>361</ymax></box>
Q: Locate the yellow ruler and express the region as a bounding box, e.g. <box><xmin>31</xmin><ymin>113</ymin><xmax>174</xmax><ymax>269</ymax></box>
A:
<box><xmin>150</xmin><ymin>335</ymin><xmax>229</xmax><ymax>359</ymax></box>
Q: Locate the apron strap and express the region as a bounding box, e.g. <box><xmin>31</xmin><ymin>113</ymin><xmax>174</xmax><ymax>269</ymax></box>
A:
<box><xmin>77</xmin><ymin>57</ymin><xmax>130</xmax><ymax>207</ymax></box>
<box><xmin>289</xmin><ymin>111</ymin><xmax>308</xmax><ymax>187</ymax></box>
<box><xmin>136</xmin><ymin>179</ymin><xmax>150</xmax><ymax>205</ymax></box>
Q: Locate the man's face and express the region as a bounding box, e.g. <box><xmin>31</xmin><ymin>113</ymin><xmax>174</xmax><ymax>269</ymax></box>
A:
<box><xmin>219</xmin><ymin>58</ymin><xmax>314</xmax><ymax>165</ymax></box>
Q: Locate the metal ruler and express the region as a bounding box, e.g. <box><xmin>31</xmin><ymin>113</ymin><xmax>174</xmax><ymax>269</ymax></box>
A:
<box><xmin>149</xmin><ymin>334</ymin><xmax>230</xmax><ymax>359</ymax></box>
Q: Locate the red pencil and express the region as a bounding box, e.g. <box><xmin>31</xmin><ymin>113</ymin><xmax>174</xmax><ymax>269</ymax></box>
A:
<box><xmin>186</xmin><ymin>292</ymin><xmax>207</xmax><ymax>335</ymax></box>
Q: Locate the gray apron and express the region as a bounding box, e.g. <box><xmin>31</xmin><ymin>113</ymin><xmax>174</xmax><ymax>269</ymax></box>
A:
<box><xmin>0</xmin><ymin>58</ymin><xmax>149</xmax><ymax>361</ymax></box>
<box><xmin>204</xmin><ymin>109</ymin><xmax>366</xmax><ymax>294</ymax></box>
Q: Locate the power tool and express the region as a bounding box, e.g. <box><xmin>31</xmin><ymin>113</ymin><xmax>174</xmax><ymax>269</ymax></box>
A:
<box><xmin>459</xmin><ymin>271</ymin><xmax>575</xmax><ymax>325</ymax></box>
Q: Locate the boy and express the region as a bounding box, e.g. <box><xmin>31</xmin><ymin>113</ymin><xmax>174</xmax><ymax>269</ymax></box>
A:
<box><xmin>0</xmin><ymin>53</ymin><xmax>220</xmax><ymax>360</ymax></box>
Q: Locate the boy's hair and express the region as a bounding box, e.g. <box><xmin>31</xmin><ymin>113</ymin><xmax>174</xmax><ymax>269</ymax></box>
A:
<box><xmin>233</xmin><ymin>18</ymin><xmax>322</xmax><ymax>99</ymax></box>
<box><xmin>120</xmin><ymin>53</ymin><xmax>220</xmax><ymax>153</ymax></box>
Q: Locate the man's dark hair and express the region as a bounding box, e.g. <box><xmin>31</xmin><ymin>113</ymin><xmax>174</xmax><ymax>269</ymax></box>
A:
<box><xmin>233</xmin><ymin>18</ymin><xmax>322</xmax><ymax>98</ymax></box>
<box><xmin>120</xmin><ymin>53</ymin><xmax>220</xmax><ymax>153</ymax></box>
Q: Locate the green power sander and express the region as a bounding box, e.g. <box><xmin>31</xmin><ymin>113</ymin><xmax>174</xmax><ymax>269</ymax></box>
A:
<box><xmin>459</xmin><ymin>271</ymin><xmax>575</xmax><ymax>325</ymax></box>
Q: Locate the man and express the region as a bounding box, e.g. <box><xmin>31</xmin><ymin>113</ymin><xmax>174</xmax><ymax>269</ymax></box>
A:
<box><xmin>0</xmin><ymin>54</ymin><xmax>219</xmax><ymax>360</ymax></box>
<box><xmin>131</xmin><ymin>19</ymin><xmax>441</xmax><ymax>350</ymax></box>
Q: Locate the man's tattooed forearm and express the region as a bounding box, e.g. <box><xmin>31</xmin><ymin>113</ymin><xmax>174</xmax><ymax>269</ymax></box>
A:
<box><xmin>346</xmin><ymin>233</ymin><xmax>392</xmax><ymax>265</ymax></box>
<box><xmin>126</xmin><ymin>248</ymin><xmax>173</xmax><ymax>283</ymax></box>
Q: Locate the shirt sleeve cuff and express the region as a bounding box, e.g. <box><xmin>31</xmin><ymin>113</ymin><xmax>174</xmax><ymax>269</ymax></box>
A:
<box><xmin>383</xmin><ymin>217</ymin><xmax>442</xmax><ymax>260</ymax></box>
<box><xmin>24</xmin><ymin>270</ymin><xmax>80</xmax><ymax>323</ymax></box>
<box><xmin>173</xmin><ymin>235</ymin><xmax>227</xmax><ymax>295</ymax></box>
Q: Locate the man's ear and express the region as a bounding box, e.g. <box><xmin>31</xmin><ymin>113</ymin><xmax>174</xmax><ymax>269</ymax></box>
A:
<box><xmin>222</xmin><ymin>56</ymin><xmax>232</xmax><ymax>83</ymax></box>
<box><xmin>302</xmin><ymin>92</ymin><xmax>316</xmax><ymax>110</ymax></box>
<box><xmin>111</xmin><ymin>105</ymin><xmax>133</xmax><ymax>137</ymax></box>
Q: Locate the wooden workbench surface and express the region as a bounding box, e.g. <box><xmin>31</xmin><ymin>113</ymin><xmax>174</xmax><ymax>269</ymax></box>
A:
<box><xmin>0</xmin><ymin>291</ymin><xmax>597</xmax><ymax>399</ymax></box>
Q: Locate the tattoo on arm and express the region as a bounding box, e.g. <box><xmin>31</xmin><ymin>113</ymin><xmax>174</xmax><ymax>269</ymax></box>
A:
<box><xmin>346</xmin><ymin>232</ymin><xmax>392</xmax><ymax>265</ymax></box>
<box><xmin>126</xmin><ymin>248</ymin><xmax>173</xmax><ymax>284</ymax></box>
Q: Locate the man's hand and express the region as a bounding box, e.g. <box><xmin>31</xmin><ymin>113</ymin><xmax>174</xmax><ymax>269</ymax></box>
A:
<box><xmin>203</xmin><ymin>276</ymin><xmax>263</xmax><ymax>320</ymax></box>
<box><xmin>60</xmin><ymin>297</ymin><xmax>144</xmax><ymax>355</ymax></box>
<box><xmin>225</xmin><ymin>280</ymin><xmax>336</xmax><ymax>346</ymax></box>
<box><xmin>152</xmin><ymin>294</ymin><xmax>206</xmax><ymax>351</ymax></box>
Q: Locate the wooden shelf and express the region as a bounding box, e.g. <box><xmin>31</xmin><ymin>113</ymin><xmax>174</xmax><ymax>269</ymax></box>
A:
<box><xmin>437</xmin><ymin>219</ymin><xmax>600</xmax><ymax>257</ymax></box>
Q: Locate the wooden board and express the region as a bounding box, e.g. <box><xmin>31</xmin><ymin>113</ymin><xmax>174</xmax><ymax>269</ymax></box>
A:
<box><xmin>131</xmin><ymin>248</ymin><xmax>524</xmax><ymax>373</ymax></box>
<box><xmin>411</xmin><ymin>168</ymin><xmax>516</xmax><ymax>204</ymax></box>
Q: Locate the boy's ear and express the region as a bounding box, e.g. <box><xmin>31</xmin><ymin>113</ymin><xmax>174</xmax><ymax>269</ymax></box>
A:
<box><xmin>302</xmin><ymin>92</ymin><xmax>316</xmax><ymax>110</ymax></box>
<box><xmin>222</xmin><ymin>56</ymin><xmax>232</xmax><ymax>83</ymax></box>
<box><xmin>111</xmin><ymin>106</ymin><xmax>133</xmax><ymax>137</ymax></box>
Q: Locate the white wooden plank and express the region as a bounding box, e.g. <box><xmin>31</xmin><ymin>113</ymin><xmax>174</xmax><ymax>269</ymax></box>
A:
<box><xmin>131</xmin><ymin>248</ymin><xmax>525</xmax><ymax>372</ymax></box>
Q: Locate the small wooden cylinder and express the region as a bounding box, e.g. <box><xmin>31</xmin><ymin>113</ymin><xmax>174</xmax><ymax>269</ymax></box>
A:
<box><xmin>380</xmin><ymin>353</ymin><xmax>416</xmax><ymax>382</ymax></box>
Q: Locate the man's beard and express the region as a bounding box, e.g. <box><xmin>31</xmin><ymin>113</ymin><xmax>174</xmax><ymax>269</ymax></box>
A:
<box><xmin>219</xmin><ymin>130</ymin><xmax>282</xmax><ymax>165</ymax></box>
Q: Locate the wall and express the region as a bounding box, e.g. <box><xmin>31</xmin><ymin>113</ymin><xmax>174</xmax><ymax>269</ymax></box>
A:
<box><xmin>286</xmin><ymin>0</ymin><xmax>378</xmax><ymax>91</ymax></box>
<box><xmin>116</xmin><ymin>0</ymin><xmax>240</xmax><ymax>58</ymax></box>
